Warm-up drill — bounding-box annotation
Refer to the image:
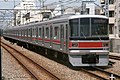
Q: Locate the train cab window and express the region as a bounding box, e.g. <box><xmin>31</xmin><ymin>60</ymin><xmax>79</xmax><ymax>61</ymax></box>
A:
<box><xmin>54</xmin><ymin>27</ymin><xmax>59</xmax><ymax>39</ymax></box>
<box><xmin>39</xmin><ymin>28</ymin><xmax>42</xmax><ymax>37</ymax></box>
<box><xmin>45</xmin><ymin>27</ymin><xmax>49</xmax><ymax>38</ymax></box>
<box><xmin>91</xmin><ymin>18</ymin><xmax>108</xmax><ymax>36</ymax></box>
<box><xmin>80</xmin><ymin>18</ymin><xmax>90</xmax><ymax>37</ymax></box>
<box><xmin>69</xmin><ymin>19</ymin><xmax>79</xmax><ymax>36</ymax></box>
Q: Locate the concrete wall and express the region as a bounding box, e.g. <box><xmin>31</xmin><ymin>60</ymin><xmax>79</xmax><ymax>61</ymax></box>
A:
<box><xmin>110</xmin><ymin>38</ymin><xmax>120</xmax><ymax>53</ymax></box>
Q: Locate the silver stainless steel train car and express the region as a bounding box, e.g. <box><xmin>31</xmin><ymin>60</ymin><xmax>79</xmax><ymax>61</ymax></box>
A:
<box><xmin>3</xmin><ymin>14</ymin><xmax>109</xmax><ymax>66</ymax></box>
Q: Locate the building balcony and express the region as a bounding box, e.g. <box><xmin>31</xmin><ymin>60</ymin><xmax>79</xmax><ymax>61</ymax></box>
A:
<box><xmin>109</xmin><ymin>17</ymin><xmax>115</xmax><ymax>24</ymax></box>
<box><xmin>109</xmin><ymin>4</ymin><xmax>115</xmax><ymax>11</ymax></box>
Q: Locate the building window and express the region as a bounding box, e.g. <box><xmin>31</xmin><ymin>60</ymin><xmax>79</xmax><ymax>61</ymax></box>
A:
<box><xmin>109</xmin><ymin>24</ymin><xmax>114</xmax><ymax>34</ymax></box>
<box><xmin>109</xmin><ymin>11</ymin><xmax>114</xmax><ymax>17</ymax></box>
<box><xmin>86</xmin><ymin>8</ymin><xmax>89</xmax><ymax>14</ymax></box>
<box><xmin>109</xmin><ymin>0</ymin><xmax>114</xmax><ymax>4</ymax></box>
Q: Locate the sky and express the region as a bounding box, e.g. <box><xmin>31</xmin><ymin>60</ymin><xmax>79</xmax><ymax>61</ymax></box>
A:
<box><xmin>0</xmin><ymin>0</ymin><xmax>100</xmax><ymax>29</ymax></box>
<box><xmin>0</xmin><ymin>0</ymin><xmax>100</xmax><ymax>9</ymax></box>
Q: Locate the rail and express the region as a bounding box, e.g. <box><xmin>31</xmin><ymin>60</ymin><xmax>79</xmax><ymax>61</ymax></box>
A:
<box><xmin>1</xmin><ymin>41</ymin><xmax>60</xmax><ymax>80</ymax></box>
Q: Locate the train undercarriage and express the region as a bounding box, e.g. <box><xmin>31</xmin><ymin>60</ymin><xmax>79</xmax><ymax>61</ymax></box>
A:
<box><xmin>3</xmin><ymin>36</ymin><xmax>109</xmax><ymax>67</ymax></box>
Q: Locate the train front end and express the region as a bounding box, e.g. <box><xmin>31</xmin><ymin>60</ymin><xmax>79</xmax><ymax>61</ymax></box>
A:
<box><xmin>68</xmin><ymin>15</ymin><xmax>109</xmax><ymax>66</ymax></box>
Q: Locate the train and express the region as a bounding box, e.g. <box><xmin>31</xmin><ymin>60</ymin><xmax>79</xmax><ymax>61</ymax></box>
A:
<box><xmin>3</xmin><ymin>14</ymin><xmax>109</xmax><ymax>66</ymax></box>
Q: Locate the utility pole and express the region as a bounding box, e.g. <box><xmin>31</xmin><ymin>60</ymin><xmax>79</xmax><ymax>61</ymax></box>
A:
<box><xmin>38</xmin><ymin>0</ymin><xmax>47</xmax><ymax>8</ymax></box>
<box><xmin>59</xmin><ymin>0</ymin><xmax>64</xmax><ymax>15</ymax></box>
<box><xmin>13</xmin><ymin>0</ymin><xmax>16</xmax><ymax>26</ymax></box>
<box><xmin>105</xmin><ymin>0</ymin><xmax>109</xmax><ymax>17</ymax></box>
<box><xmin>94</xmin><ymin>0</ymin><xmax>109</xmax><ymax>17</ymax></box>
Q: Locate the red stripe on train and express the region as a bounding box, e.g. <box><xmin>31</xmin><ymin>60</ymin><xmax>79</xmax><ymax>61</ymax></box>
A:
<box><xmin>79</xmin><ymin>42</ymin><xmax>102</xmax><ymax>48</ymax></box>
<box><xmin>69</xmin><ymin>42</ymin><xmax>103</xmax><ymax>48</ymax></box>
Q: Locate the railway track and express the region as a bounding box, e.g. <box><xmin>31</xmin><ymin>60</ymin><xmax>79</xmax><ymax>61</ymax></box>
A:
<box><xmin>2</xmin><ymin>39</ymin><xmax>120</xmax><ymax>80</ymax></box>
<box><xmin>94</xmin><ymin>67</ymin><xmax>120</xmax><ymax>80</ymax></box>
<box><xmin>1</xmin><ymin>41</ymin><xmax>60</xmax><ymax>80</ymax></box>
<box><xmin>109</xmin><ymin>55</ymin><xmax>120</xmax><ymax>60</ymax></box>
<box><xmin>80</xmin><ymin>66</ymin><xmax>120</xmax><ymax>80</ymax></box>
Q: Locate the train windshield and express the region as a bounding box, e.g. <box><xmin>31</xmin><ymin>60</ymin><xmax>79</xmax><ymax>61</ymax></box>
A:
<box><xmin>91</xmin><ymin>18</ymin><xmax>108</xmax><ymax>37</ymax></box>
<box><xmin>69</xmin><ymin>18</ymin><xmax>108</xmax><ymax>37</ymax></box>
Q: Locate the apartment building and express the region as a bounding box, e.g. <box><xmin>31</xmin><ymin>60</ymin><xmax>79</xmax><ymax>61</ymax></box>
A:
<box><xmin>101</xmin><ymin>0</ymin><xmax>115</xmax><ymax>38</ymax></box>
<box><xmin>101</xmin><ymin>0</ymin><xmax>120</xmax><ymax>38</ymax></box>
<box><xmin>101</xmin><ymin>0</ymin><xmax>120</xmax><ymax>53</ymax></box>
<box><xmin>114</xmin><ymin>0</ymin><xmax>120</xmax><ymax>38</ymax></box>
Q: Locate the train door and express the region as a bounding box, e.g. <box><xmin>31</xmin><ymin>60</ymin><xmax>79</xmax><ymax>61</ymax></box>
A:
<box><xmin>26</xmin><ymin>28</ymin><xmax>28</xmax><ymax>41</ymax></box>
<box><xmin>50</xmin><ymin>25</ymin><xmax>53</xmax><ymax>47</ymax></box>
<box><xmin>65</xmin><ymin>24</ymin><xmax>69</xmax><ymax>52</ymax></box>
<box><xmin>30</xmin><ymin>28</ymin><xmax>32</xmax><ymax>41</ymax></box>
<box><xmin>36</xmin><ymin>27</ymin><xmax>38</xmax><ymax>43</ymax></box>
<box><xmin>42</xmin><ymin>26</ymin><xmax>44</xmax><ymax>45</ymax></box>
<box><xmin>60</xmin><ymin>24</ymin><xmax>64</xmax><ymax>50</ymax></box>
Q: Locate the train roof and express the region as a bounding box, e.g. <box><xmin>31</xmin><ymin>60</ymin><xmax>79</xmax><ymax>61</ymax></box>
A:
<box><xmin>69</xmin><ymin>15</ymin><xmax>108</xmax><ymax>19</ymax></box>
<box><xmin>4</xmin><ymin>14</ymin><xmax>108</xmax><ymax>30</ymax></box>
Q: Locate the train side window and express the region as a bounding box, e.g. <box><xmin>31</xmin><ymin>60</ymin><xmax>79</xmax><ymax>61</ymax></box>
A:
<box><xmin>54</xmin><ymin>27</ymin><xmax>59</xmax><ymax>39</ymax></box>
<box><xmin>32</xmin><ymin>28</ymin><xmax>34</xmax><ymax>37</ymax></box>
<box><xmin>28</xmin><ymin>29</ymin><xmax>30</xmax><ymax>37</ymax></box>
<box><xmin>34</xmin><ymin>29</ymin><xmax>36</xmax><ymax>37</ymax></box>
<box><xmin>22</xmin><ymin>30</ymin><xmax>23</xmax><ymax>36</ymax></box>
<box><xmin>30</xmin><ymin>28</ymin><xmax>32</xmax><ymax>37</ymax></box>
<box><xmin>24</xmin><ymin>29</ymin><xmax>25</xmax><ymax>36</ymax></box>
<box><xmin>39</xmin><ymin>28</ymin><xmax>42</xmax><ymax>37</ymax></box>
<box><xmin>24</xmin><ymin>29</ymin><xmax>26</xmax><ymax>36</ymax></box>
<box><xmin>16</xmin><ymin>30</ymin><xmax>19</xmax><ymax>36</ymax></box>
<box><xmin>60</xmin><ymin>25</ymin><xmax>64</xmax><ymax>39</ymax></box>
<box><xmin>23</xmin><ymin>30</ymin><xmax>24</xmax><ymax>36</ymax></box>
<box><xmin>25</xmin><ymin>29</ymin><xmax>26</xmax><ymax>36</ymax></box>
<box><xmin>69</xmin><ymin>19</ymin><xmax>79</xmax><ymax>36</ymax></box>
<box><xmin>26</xmin><ymin>29</ymin><xmax>28</xmax><ymax>37</ymax></box>
<box><xmin>45</xmin><ymin>27</ymin><xmax>49</xmax><ymax>38</ymax></box>
<box><xmin>19</xmin><ymin>30</ymin><xmax>20</xmax><ymax>36</ymax></box>
<box><xmin>34</xmin><ymin>28</ymin><xmax>36</xmax><ymax>37</ymax></box>
<box><xmin>42</xmin><ymin>26</ymin><xmax>44</xmax><ymax>38</ymax></box>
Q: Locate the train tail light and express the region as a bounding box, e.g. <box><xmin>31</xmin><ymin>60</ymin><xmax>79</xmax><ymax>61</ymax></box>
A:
<box><xmin>102</xmin><ymin>42</ymin><xmax>109</xmax><ymax>47</ymax></box>
<box><xmin>72</xmin><ymin>42</ymin><xmax>78</xmax><ymax>47</ymax></box>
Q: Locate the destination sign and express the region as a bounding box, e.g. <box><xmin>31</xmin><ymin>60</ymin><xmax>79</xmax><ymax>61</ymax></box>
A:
<box><xmin>92</xmin><ymin>18</ymin><xmax>108</xmax><ymax>24</ymax></box>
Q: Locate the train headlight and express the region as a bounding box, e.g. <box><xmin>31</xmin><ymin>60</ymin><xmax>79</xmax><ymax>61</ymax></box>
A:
<box><xmin>72</xmin><ymin>42</ymin><xmax>78</xmax><ymax>47</ymax></box>
<box><xmin>102</xmin><ymin>42</ymin><xmax>109</xmax><ymax>47</ymax></box>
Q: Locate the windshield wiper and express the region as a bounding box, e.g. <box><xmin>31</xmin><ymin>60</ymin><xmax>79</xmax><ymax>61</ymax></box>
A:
<box><xmin>81</xmin><ymin>32</ymin><xmax>86</xmax><ymax>39</ymax></box>
<box><xmin>95</xmin><ymin>32</ymin><xmax>101</xmax><ymax>41</ymax></box>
